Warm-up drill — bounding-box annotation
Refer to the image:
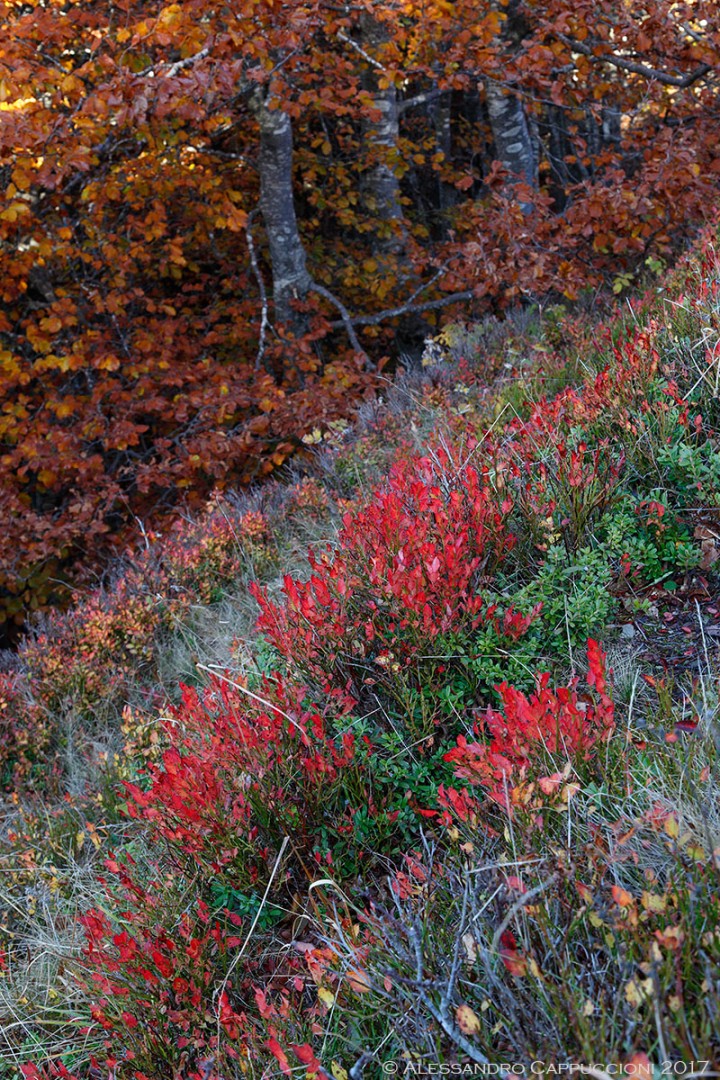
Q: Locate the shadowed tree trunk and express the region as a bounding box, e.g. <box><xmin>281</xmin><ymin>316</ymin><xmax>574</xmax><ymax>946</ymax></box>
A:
<box><xmin>354</xmin><ymin>14</ymin><xmax>429</xmax><ymax>360</ymax></box>
<box><xmin>485</xmin><ymin>0</ymin><xmax>537</xmax><ymax>213</ymax></box>
<box><xmin>485</xmin><ymin>81</ymin><xmax>537</xmax><ymax>211</ymax></box>
<box><xmin>358</xmin><ymin>12</ymin><xmax>407</xmax><ymax>257</ymax></box>
<box><xmin>248</xmin><ymin>90</ymin><xmax>312</xmax><ymax>330</ymax></box>
<box><xmin>428</xmin><ymin>88</ymin><xmax>462</xmax><ymax>219</ymax></box>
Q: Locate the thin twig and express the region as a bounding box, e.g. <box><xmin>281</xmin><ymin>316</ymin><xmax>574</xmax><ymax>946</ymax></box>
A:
<box><xmin>214</xmin><ymin>835</ymin><xmax>289</xmax><ymax>1042</ymax></box>
<box><xmin>246</xmin><ymin>211</ymin><xmax>270</xmax><ymax>370</ymax></box>
<box><xmin>490</xmin><ymin>876</ymin><xmax>557</xmax><ymax>956</ymax></box>
<box><xmin>441</xmin><ymin>873</ymin><xmax>470</xmax><ymax>1013</ymax></box>
<box><xmin>195</xmin><ymin>663</ymin><xmax>307</xmax><ymax>736</ymax></box>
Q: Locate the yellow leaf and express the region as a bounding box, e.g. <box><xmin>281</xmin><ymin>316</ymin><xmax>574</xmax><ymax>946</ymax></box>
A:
<box><xmin>61</xmin><ymin>74</ymin><xmax>82</xmax><ymax>94</ymax></box>
<box><xmin>456</xmin><ymin>1003</ymin><xmax>482</xmax><ymax>1035</ymax></box>
<box><xmin>1</xmin><ymin>202</ymin><xmax>30</xmax><ymax>223</ymax></box>
<box><xmin>625</xmin><ymin>977</ymin><xmax>653</xmax><ymax>1008</ymax></box>
<box><xmin>664</xmin><ymin>816</ymin><xmax>679</xmax><ymax>839</ymax></box>
<box><xmin>76</xmin><ymin>830</ymin><xmax>85</xmax><ymax>852</ymax></box>
<box><xmin>318</xmin><ymin>987</ymin><xmax>335</xmax><ymax>1008</ymax></box>
<box><xmin>12</xmin><ymin>169</ymin><xmax>31</xmax><ymax>192</ymax></box>
<box><xmin>116</xmin><ymin>27</ymin><xmax>132</xmax><ymax>42</ymax></box>
<box><xmin>641</xmin><ymin>892</ymin><xmax>666</xmax><ymax>913</ymax></box>
<box><xmin>40</xmin><ymin>316</ymin><xmax>62</xmax><ymax>334</ymax></box>
<box><xmin>332</xmin><ymin>1064</ymin><xmax>349</xmax><ymax>1080</ymax></box>
<box><xmin>158</xmin><ymin>3</ymin><xmax>182</xmax><ymax>25</ymax></box>
<box><xmin>527</xmin><ymin>956</ymin><xmax>542</xmax><ymax>979</ymax></box>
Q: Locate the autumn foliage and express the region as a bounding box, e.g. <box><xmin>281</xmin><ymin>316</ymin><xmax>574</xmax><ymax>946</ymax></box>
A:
<box><xmin>0</xmin><ymin>0</ymin><xmax>719</xmax><ymax>632</ymax></box>
<box><xmin>253</xmin><ymin>451</ymin><xmax>517</xmax><ymax>693</ymax></box>
<box><xmin>6</xmin><ymin>235</ymin><xmax>720</xmax><ymax>1074</ymax></box>
<box><xmin>442</xmin><ymin>638</ymin><xmax>615</xmax><ymax>811</ymax></box>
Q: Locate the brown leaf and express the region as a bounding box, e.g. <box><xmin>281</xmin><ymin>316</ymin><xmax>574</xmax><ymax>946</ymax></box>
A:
<box><xmin>699</xmin><ymin>540</ymin><xmax>719</xmax><ymax>570</ymax></box>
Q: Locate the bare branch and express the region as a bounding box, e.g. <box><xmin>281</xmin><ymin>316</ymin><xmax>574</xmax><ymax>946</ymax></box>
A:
<box><xmin>330</xmin><ymin>289</ymin><xmax>475</xmax><ymax>330</ymax></box>
<box><xmin>337</xmin><ymin>29</ymin><xmax>388</xmax><ymax>73</ymax></box>
<box><xmin>310</xmin><ymin>281</ymin><xmax>374</xmax><ymax>366</ymax></box>
<box><xmin>557</xmin><ymin>34</ymin><xmax>713</xmax><ymax>88</ymax></box>
<box><xmin>441</xmin><ymin>873</ymin><xmax>470</xmax><ymax>1015</ymax></box>
<box><xmin>144</xmin><ymin>46</ymin><xmax>210</xmax><ymax>80</ymax></box>
<box><xmin>398</xmin><ymin>88</ymin><xmax>443</xmax><ymax>114</ymax></box>
<box><xmin>246</xmin><ymin>211</ymin><xmax>271</xmax><ymax>371</ymax></box>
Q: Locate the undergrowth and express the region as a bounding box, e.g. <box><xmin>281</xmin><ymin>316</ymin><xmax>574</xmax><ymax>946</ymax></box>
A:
<box><xmin>3</xmin><ymin>235</ymin><xmax>720</xmax><ymax>1076</ymax></box>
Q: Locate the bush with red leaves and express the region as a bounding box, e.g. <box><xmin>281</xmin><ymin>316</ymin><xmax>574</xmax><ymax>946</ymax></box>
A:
<box><xmin>441</xmin><ymin>640</ymin><xmax>615</xmax><ymax>812</ymax></box>
<box><xmin>253</xmin><ymin>449</ymin><xmax>517</xmax><ymax>696</ymax></box>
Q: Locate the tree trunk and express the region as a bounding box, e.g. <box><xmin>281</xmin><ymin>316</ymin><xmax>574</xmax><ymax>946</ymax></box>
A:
<box><xmin>485</xmin><ymin>0</ymin><xmax>537</xmax><ymax>213</ymax></box>
<box><xmin>485</xmin><ymin>80</ymin><xmax>537</xmax><ymax>211</ymax></box>
<box><xmin>359</xmin><ymin>13</ymin><xmax>406</xmax><ymax>256</ymax></box>
<box><xmin>429</xmin><ymin>88</ymin><xmax>461</xmax><ymax>218</ymax></box>
<box><xmin>602</xmin><ymin>104</ymin><xmax>621</xmax><ymax>147</ymax></box>
<box><xmin>249</xmin><ymin>90</ymin><xmax>312</xmax><ymax>329</ymax></box>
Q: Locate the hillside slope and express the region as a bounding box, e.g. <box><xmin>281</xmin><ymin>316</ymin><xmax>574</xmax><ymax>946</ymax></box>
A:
<box><xmin>3</xmin><ymin>237</ymin><xmax>720</xmax><ymax>1076</ymax></box>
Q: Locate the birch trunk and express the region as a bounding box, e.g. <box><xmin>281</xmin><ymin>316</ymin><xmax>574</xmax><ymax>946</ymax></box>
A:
<box><xmin>485</xmin><ymin>0</ymin><xmax>537</xmax><ymax>213</ymax></box>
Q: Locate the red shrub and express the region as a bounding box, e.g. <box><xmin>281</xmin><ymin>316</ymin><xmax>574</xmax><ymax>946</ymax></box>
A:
<box><xmin>79</xmin><ymin>885</ymin><xmax>253</xmax><ymax>1075</ymax></box>
<box><xmin>443</xmin><ymin>640</ymin><xmax>614</xmax><ymax>810</ymax></box>
<box><xmin>253</xmin><ymin>449</ymin><xmax>516</xmax><ymax>692</ymax></box>
<box><xmin>124</xmin><ymin>675</ymin><xmax>360</xmax><ymax>891</ymax></box>
<box><xmin>3</xmin><ymin>497</ymin><xmax>274</xmax><ymax>792</ymax></box>
<box><xmin>64</xmin><ymin>677</ymin><xmax>369</xmax><ymax>1077</ymax></box>
<box><xmin>0</xmin><ymin>672</ymin><xmax>50</xmax><ymax>786</ymax></box>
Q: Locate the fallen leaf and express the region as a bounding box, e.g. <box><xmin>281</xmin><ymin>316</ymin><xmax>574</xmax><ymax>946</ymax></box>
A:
<box><xmin>611</xmin><ymin>885</ymin><xmax>634</xmax><ymax>908</ymax></box>
<box><xmin>624</xmin><ymin>1052</ymin><xmax>653</xmax><ymax>1079</ymax></box>
<box><xmin>456</xmin><ymin>1003</ymin><xmax>482</xmax><ymax>1035</ymax></box>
